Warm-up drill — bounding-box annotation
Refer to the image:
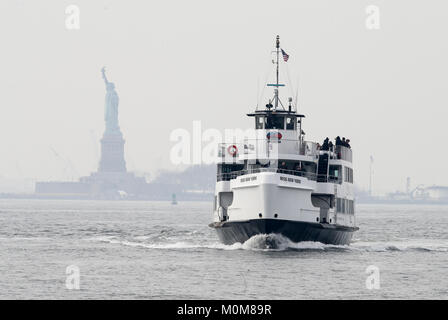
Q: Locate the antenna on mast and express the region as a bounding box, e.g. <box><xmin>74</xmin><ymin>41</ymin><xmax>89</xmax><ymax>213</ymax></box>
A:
<box><xmin>275</xmin><ymin>35</ymin><xmax>280</xmax><ymax>109</ymax></box>
<box><xmin>266</xmin><ymin>35</ymin><xmax>285</xmax><ymax>110</ymax></box>
<box><xmin>294</xmin><ymin>85</ymin><xmax>299</xmax><ymax>112</ymax></box>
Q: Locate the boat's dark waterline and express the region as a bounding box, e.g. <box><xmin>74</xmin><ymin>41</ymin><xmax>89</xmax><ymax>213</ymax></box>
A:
<box><xmin>209</xmin><ymin>219</ymin><xmax>358</xmax><ymax>246</ymax></box>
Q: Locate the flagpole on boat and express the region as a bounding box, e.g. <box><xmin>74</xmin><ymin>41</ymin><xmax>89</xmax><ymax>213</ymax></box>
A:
<box><xmin>275</xmin><ymin>35</ymin><xmax>280</xmax><ymax>109</ymax></box>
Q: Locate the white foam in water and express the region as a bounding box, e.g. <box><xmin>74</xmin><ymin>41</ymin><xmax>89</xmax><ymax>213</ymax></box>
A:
<box><xmin>89</xmin><ymin>234</ymin><xmax>448</xmax><ymax>253</ymax></box>
<box><xmin>90</xmin><ymin>233</ymin><xmax>347</xmax><ymax>251</ymax></box>
<box><xmin>236</xmin><ymin>233</ymin><xmax>341</xmax><ymax>251</ymax></box>
<box><xmin>89</xmin><ymin>235</ymin><xmax>229</xmax><ymax>250</ymax></box>
<box><xmin>351</xmin><ymin>239</ymin><xmax>448</xmax><ymax>252</ymax></box>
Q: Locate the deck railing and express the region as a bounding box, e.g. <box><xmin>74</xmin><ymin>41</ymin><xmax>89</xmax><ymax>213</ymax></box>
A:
<box><xmin>217</xmin><ymin>168</ymin><xmax>341</xmax><ymax>183</ymax></box>
<box><xmin>218</xmin><ymin>139</ymin><xmax>320</xmax><ymax>161</ymax></box>
<box><xmin>334</xmin><ymin>145</ymin><xmax>352</xmax><ymax>162</ymax></box>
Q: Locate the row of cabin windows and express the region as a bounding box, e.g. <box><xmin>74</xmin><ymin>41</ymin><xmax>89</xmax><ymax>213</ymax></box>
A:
<box><xmin>218</xmin><ymin>163</ymin><xmax>245</xmax><ymax>175</ymax></box>
<box><xmin>336</xmin><ymin>198</ymin><xmax>355</xmax><ymax>214</ymax></box>
<box><xmin>217</xmin><ymin>161</ymin><xmax>316</xmax><ymax>181</ymax></box>
<box><xmin>267</xmin><ymin>160</ymin><xmax>317</xmax><ymax>175</ymax></box>
<box><xmin>217</xmin><ymin>162</ymin><xmax>353</xmax><ymax>184</ymax></box>
<box><xmin>218</xmin><ymin>161</ymin><xmax>316</xmax><ymax>174</ymax></box>
<box><xmin>255</xmin><ymin>115</ymin><xmax>296</xmax><ymax>130</ymax></box>
<box><xmin>344</xmin><ymin>167</ymin><xmax>354</xmax><ymax>183</ymax></box>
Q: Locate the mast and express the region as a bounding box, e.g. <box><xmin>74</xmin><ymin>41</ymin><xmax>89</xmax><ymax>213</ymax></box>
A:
<box><xmin>275</xmin><ymin>35</ymin><xmax>280</xmax><ymax>109</ymax></box>
<box><xmin>266</xmin><ymin>35</ymin><xmax>285</xmax><ymax>110</ymax></box>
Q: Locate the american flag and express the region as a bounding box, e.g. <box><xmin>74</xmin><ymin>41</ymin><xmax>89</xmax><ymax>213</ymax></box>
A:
<box><xmin>281</xmin><ymin>49</ymin><xmax>289</xmax><ymax>62</ymax></box>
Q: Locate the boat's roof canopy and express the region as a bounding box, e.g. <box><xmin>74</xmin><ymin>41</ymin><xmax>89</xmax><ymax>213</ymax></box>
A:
<box><xmin>247</xmin><ymin>110</ymin><xmax>305</xmax><ymax>118</ymax></box>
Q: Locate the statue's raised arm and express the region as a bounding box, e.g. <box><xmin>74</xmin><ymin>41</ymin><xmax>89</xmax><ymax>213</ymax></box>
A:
<box><xmin>101</xmin><ymin>67</ymin><xmax>109</xmax><ymax>86</ymax></box>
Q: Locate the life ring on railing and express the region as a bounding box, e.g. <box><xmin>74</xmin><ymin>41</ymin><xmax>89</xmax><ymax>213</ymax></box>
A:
<box><xmin>227</xmin><ymin>145</ymin><xmax>238</xmax><ymax>157</ymax></box>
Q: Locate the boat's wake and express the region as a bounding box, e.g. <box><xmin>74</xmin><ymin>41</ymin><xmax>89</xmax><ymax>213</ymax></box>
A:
<box><xmin>234</xmin><ymin>233</ymin><xmax>349</xmax><ymax>251</ymax></box>
<box><xmin>87</xmin><ymin>233</ymin><xmax>448</xmax><ymax>253</ymax></box>
<box><xmin>350</xmin><ymin>239</ymin><xmax>448</xmax><ymax>253</ymax></box>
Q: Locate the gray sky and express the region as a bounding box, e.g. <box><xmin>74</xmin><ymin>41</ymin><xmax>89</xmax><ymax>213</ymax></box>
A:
<box><xmin>0</xmin><ymin>0</ymin><xmax>447</xmax><ymax>194</ymax></box>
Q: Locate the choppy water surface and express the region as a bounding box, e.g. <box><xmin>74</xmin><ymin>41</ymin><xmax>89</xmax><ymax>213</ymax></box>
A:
<box><xmin>0</xmin><ymin>199</ymin><xmax>447</xmax><ymax>299</ymax></box>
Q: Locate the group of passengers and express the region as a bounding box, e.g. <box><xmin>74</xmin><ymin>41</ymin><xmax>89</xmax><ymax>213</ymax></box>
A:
<box><xmin>318</xmin><ymin>136</ymin><xmax>351</xmax><ymax>151</ymax></box>
<box><xmin>335</xmin><ymin>136</ymin><xmax>351</xmax><ymax>148</ymax></box>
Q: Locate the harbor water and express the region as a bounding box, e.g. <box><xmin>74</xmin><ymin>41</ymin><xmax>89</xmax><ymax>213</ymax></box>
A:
<box><xmin>0</xmin><ymin>199</ymin><xmax>447</xmax><ymax>299</ymax></box>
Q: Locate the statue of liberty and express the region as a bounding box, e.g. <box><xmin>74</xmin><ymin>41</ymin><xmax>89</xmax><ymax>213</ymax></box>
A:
<box><xmin>101</xmin><ymin>67</ymin><xmax>120</xmax><ymax>133</ymax></box>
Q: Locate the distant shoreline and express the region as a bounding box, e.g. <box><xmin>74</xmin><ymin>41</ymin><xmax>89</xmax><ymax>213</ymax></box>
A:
<box><xmin>0</xmin><ymin>193</ymin><xmax>213</xmax><ymax>202</ymax></box>
<box><xmin>2</xmin><ymin>193</ymin><xmax>448</xmax><ymax>205</ymax></box>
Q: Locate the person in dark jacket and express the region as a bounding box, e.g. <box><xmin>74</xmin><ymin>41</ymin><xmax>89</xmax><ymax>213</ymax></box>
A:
<box><xmin>335</xmin><ymin>136</ymin><xmax>342</xmax><ymax>146</ymax></box>
<box><xmin>321</xmin><ymin>137</ymin><xmax>329</xmax><ymax>151</ymax></box>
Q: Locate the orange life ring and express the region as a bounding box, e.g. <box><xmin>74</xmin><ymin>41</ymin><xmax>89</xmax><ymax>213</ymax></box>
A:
<box><xmin>227</xmin><ymin>145</ymin><xmax>238</xmax><ymax>156</ymax></box>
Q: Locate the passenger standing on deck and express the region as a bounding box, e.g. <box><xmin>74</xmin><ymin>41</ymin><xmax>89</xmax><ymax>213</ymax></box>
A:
<box><xmin>321</xmin><ymin>137</ymin><xmax>329</xmax><ymax>151</ymax></box>
<box><xmin>335</xmin><ymin>136</ymin><xmax>342</xmax><ymax>146</ymax></box>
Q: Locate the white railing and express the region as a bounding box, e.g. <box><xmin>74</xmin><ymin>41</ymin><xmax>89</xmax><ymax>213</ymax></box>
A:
<box><xmin>216</xmin><ymin>167</ymin><xmax>342</xmax><ymax>183</ymax></box>
<box><xmin>334</xmin><ymin>145</ymin><xmax>353</xmax><ymax>162</ymax></box>
<box><xmin>218</xmin><ymin>139</ymin><xmax>319</xmax><ymax>161</ymax></box>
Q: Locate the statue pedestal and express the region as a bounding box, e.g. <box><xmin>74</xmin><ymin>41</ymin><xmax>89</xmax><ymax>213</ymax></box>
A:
<box><xmin>98</xmin><ymin>131</ymin><xmax>126</xmax><ymax>173</ymax></box>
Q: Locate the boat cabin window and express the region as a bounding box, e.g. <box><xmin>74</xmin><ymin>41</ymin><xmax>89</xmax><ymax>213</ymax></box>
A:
<box><xmin>255</xmin><ymin>116</ymin><xmax>264</xmax><ymax>129</ymax></box>
<box><xmin>301</xmin><ymin>161</ymin><xmax>317</xmax><ymax>179</ymax></box>
<box><xmin>248</xmin><ymin>160</ymin><xmax>270</xmax><ymax>172</ymax></box>
<box><xmin>217</xmin><ymin>163</ymin><xmax>245</xmax><ymax>181</ymax></box>
<box><xmin>265</xmin><ymin>115</ymin><xmax>284</xmax><ymax>130</ymax></box>
<box><xmin>255</xmin><ymin>115</ymin><xmax>289</xmax><ymax>130</ymax></box>
<box><xmin>286</xmin><ymin>117</ymin><xmax>296</xmax><ymax>130</ymax></box>
<box><xmin>336</xmin><ymin>198</ymin><xmax>354</xmax><ymax>214</ymax></box>
<box><xmin>329</xmin><ymin>165</ymin><xmax>342</xmax><ymax>184</ymax></box>
<box><xmin>344</xmin><ymin>167</ymin><xmax>354</xmax><ymax>183</ymax></box>
<box><xmin>277</xmin><ymin>160</ymin><xmax>317</xmax><ymax>180</ymax></box>
<box><xmin>277</xmin><ymin>160</ymin><xmax>295</xmax><ymax>172</ymax></box>
<box><xmin>218</xmin><ymin>163</ymin><xmax>244</xmax><ymax>174</ymax></box>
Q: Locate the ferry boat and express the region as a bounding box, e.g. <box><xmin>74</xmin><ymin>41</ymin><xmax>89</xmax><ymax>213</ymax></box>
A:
<box><xmin>209</xmin><ymin>36</ymin><xmax>358</xmax><ymax>246</ymax></box>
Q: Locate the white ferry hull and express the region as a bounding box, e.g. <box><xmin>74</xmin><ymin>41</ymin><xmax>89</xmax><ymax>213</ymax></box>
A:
<box><xmin>210</xmin><ymin>219</ymin><xmax>357</xmax><ymax>246</ymax></box>
<box><xmin>212</xmin><ymin>171</ymin><xmax>357</xmax><ymax>246</ymax></box>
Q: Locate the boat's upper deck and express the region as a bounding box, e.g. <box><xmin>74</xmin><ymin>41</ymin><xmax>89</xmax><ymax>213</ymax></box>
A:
<box><xmin>217</xmin><ymin>140</ymin><xmax>352</xmax><ymax>163</ymax></box>
<box><xmin>215</xmin><ymin>35</ymin><xmax>353</xmax><ymax>186</ymax></box>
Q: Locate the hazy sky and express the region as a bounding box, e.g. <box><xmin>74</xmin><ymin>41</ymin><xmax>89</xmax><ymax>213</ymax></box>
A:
<box><xmin>0</xmin><ymin>0</ymin><xmax>447</xmax><ymax>194</ymax></box>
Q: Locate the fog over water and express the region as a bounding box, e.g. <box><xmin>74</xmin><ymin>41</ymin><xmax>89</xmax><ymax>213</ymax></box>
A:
<box><xmin>0</xmin><ymin>1</ymin><xmax>447</xmax><ymax>194</ymax></box>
